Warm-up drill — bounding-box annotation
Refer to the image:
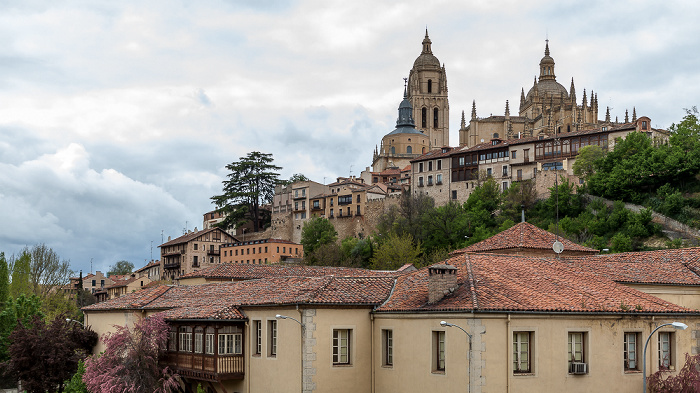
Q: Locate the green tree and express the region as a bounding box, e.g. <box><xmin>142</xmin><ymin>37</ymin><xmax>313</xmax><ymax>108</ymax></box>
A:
<box><xmin>0</xmin><ymin>253</ymin><xmax>9</xmax><ymax>309</ymax></box>
<box><xmin>280</xmin><ymin>173</ymin><xmax>310</xmax><ymax>185</ymax></box>
<box><xmin>301</xmin><ymin>217</ymin><xmax>338</xmax><ymax>255</ymax></box>
<box><xmin>370</xmin><ymin>233</ymin><xmax>422</xmax><ymax>270</ymax></box>
<box><xmin>421</xmin><ymin>202</ymin><xmax>470</xmax><ymax>253</ymax></box>
<box><xmin>0</xmin><ymin>294</ymin><xmax>44</xmax><ymax>367</ymax></box>
<box><xmin>26</xmin><ymin>244</ymin><xmax>71</xmax><ymax>298</ymax></box>
<box><xmin>375</xmin><ymin>192</ymin><xmax>435</xmax><ymax>244</ymax></box>
<box><xmin>572</xmin><ymin>144</ymin><xmax>605</xmax><ymax>179</ymax></box>
<box><xmin>107</xmin><ymin>260</ymin><xmax>134</xmax><ymax>277</ymax></box>
<box><xmin>9</xmin><ymin>251</ymin><xmax>31</xmax><ymax>299</ymax></box>
<box><xmin>63</xmin><ymin>360</ymin><xmax>88</xmax><ymax>393</ymax></box>
<box><xmin>304</xmin><ymin>242</ymin><xmax>343</xmax><ymax>267</ymax></box>
<box><xmin>211</xmin><ymin>151</ymin><xmax>282</xmax><ymax>232</ymax></box>
<box><xmin>339</xmin><ymin>237</ymin><xmax>372</xmax><ymax>268</ymax></box>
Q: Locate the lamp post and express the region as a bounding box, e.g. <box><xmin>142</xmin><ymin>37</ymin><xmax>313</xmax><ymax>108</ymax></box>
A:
<box><xmin>276</xmin><ymin>314</ymin><xmax>305</xmax><ymax>393</ymax></box>
<box><xmin>65</xmin><ymin>318</ymin><xmax>85</xmax><ymax>327</ymax></box>
<box><xmin>642</xmin><ymin>321</ymin><xmax>688</xmax><ymax>393</ymax></box>
<box><xmin>441</xmin><ymin>321</ymin><xmax>472</xmax><ymax>393</ymax></box>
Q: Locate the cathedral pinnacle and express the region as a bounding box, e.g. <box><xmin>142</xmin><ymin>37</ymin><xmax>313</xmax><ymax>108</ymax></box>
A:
<box><xmin>403</xmin><ymin>77</ymin><xmax>408</xmax><ymax>99</ymax></box>
<box><xmin>505</xmin><ymin>100</ymin><xmax>510</xmax><ymax>116</ymax></box>
<box><xmin>625</xmin><ymin>109</ymin><xmax>629</xmax><ymax>123</ymax></box>
<box><xmin>605</xmin><ymin>106</ymin><xmax>611</xmax><ymax>122</ymax></box>
<box><xmin>632</xmin><ymin>107</ymin><xmax>637</xmax><ymax>122</ymax></box>
<box><xmin>461</xmin><ymin>110</ymin><xmax>466</xmax><ymax>128</ymax></box>
<box><xmin>545</xmin><ymin>39</ymin><xmax>550</xmax><ymax>56</ymax></box>
<box><xmin>471</xmin><ymin>100</ymin><xmax>477</xmax><ymax>120</ymax></box>
<box><xmin>520</xmin><ymin>88</ymin><xmax>525</xmax><ymax>107</ymax></box>
<box><xmin>422</xmin><ymin>29</ymin><xmax>432</xmax><ymax>54</ymax></box>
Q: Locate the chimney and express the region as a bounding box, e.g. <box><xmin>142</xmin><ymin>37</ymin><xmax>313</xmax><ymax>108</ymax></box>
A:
<box><xmin>428</xmin><ymin>264</ymin><xmax>458</xmax><ymax>303</ymax></box>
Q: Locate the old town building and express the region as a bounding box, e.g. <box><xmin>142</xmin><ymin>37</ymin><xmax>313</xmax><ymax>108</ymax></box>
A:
<box><xmin>159</xmin><ymin>227</ymin><xmax>238</xmax><ymax>281</ymax></box>
<box><xmin>220</xmin><ymin>238</ymin><xmax>303</xmax><ymax>265</ymax></box>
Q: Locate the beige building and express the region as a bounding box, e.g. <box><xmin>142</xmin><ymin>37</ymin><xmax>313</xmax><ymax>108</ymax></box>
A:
<box><xmin>85</xmin><ymin>224</ymin><xmax>700</xmax><ymax>393</ymax></box>
<box><xmin>220</xmin><ymin>238</ymin><xmax>303</xmax><ymax>265</ymax></box>
<box><xmin>104</xmin><ymin>272</ymin><xmax>152</xmax><ymax>300</ymax></box>
<box><xmin>159</xmin><ymin>227</ymin><xmax>238</xmax><ymax>281</ymax></box>
<box><xmin>410</xmin><ymin>147</ymin><xmax>455</xmax><ymax>205</ymax></box>
<box><xmin>135</xmin><ymin>260</ymin><xmax>161</xmax><ymax>282</ymax></box>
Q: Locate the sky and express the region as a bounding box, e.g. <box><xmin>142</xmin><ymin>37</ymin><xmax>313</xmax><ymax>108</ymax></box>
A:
<box><xmin>1</xmin><ymin>0</ymin><xmax>699</xmax><ymax>276</ymax></box>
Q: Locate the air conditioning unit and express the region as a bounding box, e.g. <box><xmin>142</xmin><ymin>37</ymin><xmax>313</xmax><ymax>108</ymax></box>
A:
<box><xmin>569</xmin><ymin>362</ymin><xmax>588</xmax><ymax>375</ymax></box>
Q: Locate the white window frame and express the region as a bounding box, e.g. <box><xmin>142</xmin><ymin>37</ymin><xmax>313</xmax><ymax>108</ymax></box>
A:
<box><xmin>513</xmin><ymin>331</ymin><xmax>531</xmax><ymax>373</ymax></box>
<box><xmin>218</xmin><ymin>333</ymin><xmax>242</xmax><ymax>355</ymax></box>
<box><xmin>624</xmin><ymin>332</ymin><xmax>639</xmax><ymax>371</ymax></box>
<box><xmin>194</xmin><ymin>332</ymin><xmax>203</xmax><ymax>354</ymax></box>
<box><xmin>332</xmin><ymin>329</ymin><xmax>351</xmax><ymax>365</ymax></box>
<box><xmin>205</xmin><ymin>333</ymin><xmax>215</xmax><ymax>355</ymax></box>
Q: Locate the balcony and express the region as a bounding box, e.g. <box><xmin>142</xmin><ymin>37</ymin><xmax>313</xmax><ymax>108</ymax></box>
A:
<box><xmin>163</xmin><ymin>260</ymin><xmax>181</xmax><ymax>270</ymax></box>
<box><xmin>207</xmin><ymin>249</ymin><xmax>220</xmax><ymax>256</ymax></box>
<box><xmin>162</xmin><ymin>250</ymin><xmax>184</xmax><ymax>257</ymax></box>
<box><xmin>163</xmin><ymin>352</ymin><xmax>244</xmax><ymax>382</ymax></box>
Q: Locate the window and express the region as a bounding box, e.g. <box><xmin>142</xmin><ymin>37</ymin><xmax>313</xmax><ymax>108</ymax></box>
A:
<box><xmin>313</xmin><ymin>200</ymin><xmax>320</xmax><ymax>209</ymax></box>
<box><xmin>568</xmin><ymin>332</ymin><xmax>585</xmax><ymax>370</ymax></box>
<box><xmin>179</xmin><ymin>327</ymin><xmax>192</xmax><ymax>352</ymax></box>
<box><xmin>433</xmin><ymin>331</ymin><xmax>446</xmax><ymax>372</ymax></box>
<box><xmin>407</xmin><ymin>146</ymin><xmax>412</xmax><ymax>154</ymax></box>
<box><xmin>302</xmin><ymin>189</ymin><xmax>306</xmax><ymax>197</ymax></box>
<box><xmin>301</xmin><ymin>201</ymin><xmax>305</xmax><ymax>209</ymax></box>
<box><xmin>428</xmin><ymin>161</ymin><xmax>433</xmax><ymax>171</ymax></box>
<box><xmin>437</xmin><ymin>159</ymin><xmax>442</xmax><ymax>170</ymax></box>
<box><xmin>338</xmin><ymin>195</ymin><xmax>352</xmax><ymax>205</ymax></box>
<box><xmin>294</xmin><ymin>190</ymin><xmax>298</xmax><ymax>197</ymax></box>
<box><xmin>301</xmin><ymin>212</ymin><xmax>306</xmax><ymax>219</ymax></box>
<box><xmin>194</xmin><ymin>331</ymin><xmax>203</xmax><ymax>354</ymax></box>
<box><xmin>486</xmin><ymin>168</ymin><xmax>492</xmax><ymax>177</ymax></box>
<box><xmin>659</xmin><ymin>332</ymin><xmax>674</xmax><ymax>369</ymax></box>
<box><xmin>333</xmin><ymin>329</ymin><xmax>351</xmax><ymax>365</ymax></box>
<box><xmin>512</xmin><ymin>151</ymin><xmax>517</xmax><ymax>159</ymax></box>
<box><xmin>419</xmin><ymin>163</ymin><xmax>424</xmax><ymax>172</ymax></box>
<box><xmin>422</xmin><ymin>108</ymin><xmax>427</xmax><ymax>128</ymax></box>
<box><xmin>502</xmin><ymin>166</ymin><xmax>508</xmax><ymax>176</ymax></box>
<box><xmin>357</xmin><ymin>205</ymin><xmax>361</xmax><ymax>215</ymax></box>
<box><xmin>193</xmin><ymin>256</ymin><xmax>198</xmax><ymax>266</ymax></box>
<box><xmin>427</xmin><ymin>175</ymin><xmax>433</xmax><ymax>186</ymax></box>
<box><xmin>356</xmin><ymin>194</ymin><xmax>360</xmax><ymax>203</ymax></box>
<box><xmin>205</xmin><ymin>332</ymin><xmax>215</xmax><ymax>354</ymax></box>
<box><xmin>295</xmin><ymin>202</ymin><xmax>299</xmax><ymax>210</ymax></box>
<box><xmin>427</xmin><ymin>79</ymin><xmax>432</xmax><ymax>93</ymax></box>
<box><xmin>91</xmin><ymin>279</ymin><xmax>96</xmax><ymax>286</ymax></box>
<box><xmin>169</xmin><ymin>330</ymin><xmax>177</xmax><ymax>351</ymax></box>
<box><xmin>459</xmin><ymin>157</ymin><xmax>465</xmax><ymax>166</ymax></box>
<box><xmin>513</xmin><ymin>332</ymin><xmax>531</xmax><ymax>373</ymax></box>
<box><xmin>451</xmin><ymin>190</ymin><xmax>457</xmax><ymax>200</ymax></box>
<box><xmin>433</xmin><ymin>108</ymin><xmax>439</xmax><ymax>128</ymax></box>
<box><xmin>194</xmin><ymin>243</ymin><xmax>198</xmax><ymax>250</ymax></box>
<box><xmin>330</xmin><ymin>208</ymin><xmax>334</xmax><ymax>217</ymax></box>
<box><xmin>642</xmin><ymin>121</ymin><xmax>648</xmax><ymax>130</ymax></box>
<box><xmin>219</xmin><ymin>333</ymin><xmax>242</xmax><ymax>355</ymax></box>
<box><xmin>268</xmin><ymin>320</ymin><xmax>277</xmax><ymax>357</ymax></box>
<box><xmin>436</xmin><ymin>174</ymin><xmax>442</xmax><ymax>184</ymax></box>
<box><xmin>502</xmin><ymin>181</ymin><xmax>508</xmax><ymax>191</ymax></box>
<box><xmin>382</xmin><ymin>329</ymin><xmax>393</xmax><ymax>367</ymax></box>
<box><xmin>254</xmin><ymin>320</ymin><xmax>262</xmax><ymax>355</ymax></box>
<box><xmin>391</xmin><ymin>146</ymin><xmax>395</xmax><ymax>154</ymax></box>
<box><xmin>624</xmin><ymin>332</ymin><xmax>639</xmax><ymax>371</ymax></box>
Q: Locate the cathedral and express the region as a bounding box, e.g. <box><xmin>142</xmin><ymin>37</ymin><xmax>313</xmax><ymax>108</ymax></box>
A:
<box><xmin>371</xmin><ymin>30</ymin><xmax>449</xmax><ymax>172</ymax></box>
<box><xmin>459</xmin><ymin>40</ymin><xmax>604</xmax><ymax>147</ymax></box>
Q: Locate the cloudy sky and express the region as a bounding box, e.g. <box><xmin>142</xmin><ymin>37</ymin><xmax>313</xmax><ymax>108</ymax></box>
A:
<box><xmin>1</xmin><ymin>0</ymin><xmax>698</xmax><ymax>275</ymax></box>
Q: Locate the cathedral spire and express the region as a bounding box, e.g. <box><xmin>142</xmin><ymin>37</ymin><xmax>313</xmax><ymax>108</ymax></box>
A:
<box><xmin>582</xmin><ymin>89</ymin><xmax>587</xmax><ymax>107</ymax></box>
<box><xmin>632</xmin><ymin>107</ymin><xmax>637</xmax><ymax>122</ymax></box>
<box><xmin>461</xmin><ymin>110</ymin><xmax>466</xmax><ymax>129</ymax></box>
<box><xmin>539</xmin><ymin>39</ymin><xmax>556</xmax><ymax>81</ymax></box>
<box><xmin>625</xmin><ymin>109</ymin><xmax>629</xmax><ymax>123</ymax></box>
<box><xmin>471</xmin><ymin>100</ymin><xmax>477</xmax><ymax>120</ymax></box>
<box><xmin>505</xmin><ymin>100</ymin><xmax>510</xmax><ymax>117</ymax></box>
<box><xmin>545</xmin><ymin>39</ymin><xmax>550</xmax><ymax>56</ymax></box>
<box><xmin>520</xmin><ymin>87</ymin><xmax>526</xmax><ymax>108</ymax></box>
<box><xmin>570</xmin><ymin>78</ymin><xmax>576</xmax><ymax>104</ymax></box>
<box><xmin>605</xmin><ymin>106</ymin><xmax>611</xmax><ymax>122</ymax></box>
<box><xmin>421</xmin><ymin>29</ymin><xmax>432</xmax><ymax>54</ymax></box>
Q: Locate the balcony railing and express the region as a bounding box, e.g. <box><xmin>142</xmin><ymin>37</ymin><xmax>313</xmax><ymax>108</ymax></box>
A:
<box><xmin>164</xmin><ymin>261</ymin><xmax>181</xmax><ymax>269</ymax></box>
<box><xmin>163</xmin><ymin>352</ymin><xmax>244</xmax><ymax>382</ymax></box>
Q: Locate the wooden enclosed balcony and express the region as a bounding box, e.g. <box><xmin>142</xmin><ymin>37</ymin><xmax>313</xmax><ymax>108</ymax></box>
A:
<box><xmin>163</xmin><ymin>352</ymin><xmax>244</xmax><ymax>382</ymax></box>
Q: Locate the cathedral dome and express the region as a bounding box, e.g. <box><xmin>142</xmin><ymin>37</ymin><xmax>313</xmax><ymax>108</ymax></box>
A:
<box><xmin>412</xmin><ymin>30</ymin><xmax>441</xmax><ymax>69</ymax></box>
<box><xmin>526</xmin><ymin>79</ymin><xmax>569</xmax><ymax>101</ymax></box>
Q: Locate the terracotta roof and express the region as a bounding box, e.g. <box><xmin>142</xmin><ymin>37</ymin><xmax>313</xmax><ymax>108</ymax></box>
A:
<box><xmin>178</xmin><ymin>263</ymin><xmax>403</xmax><ymax>280</ymax></box>
<box><xmin>410</xmin><ymin>147</ymin><xmax>455</xmax><ymax>162</ymax></box>
<box><xmin>376</xmin><ymin>253</ymin><xmax>695</xmax><ymax>314</ymax></box>
<box><xmin>563</xmin><ymin>247</ymin><xmax>700</xmax><ymax>286</ymax></box>
<box><xmin>159</xmin><ymin>227</ymin><xmax>235</xmax><ymax>248</ymax></box>
<box><xmin>451</xmin><ymin>222</ymin><xmax>598</xmax><ymax>255</ymax></box>
<box><xmin>84</xmin><ymin>276</ymin><xmax>395</xmax><ymax>320</ymax></box>
<box><xmin>135</xmin><ymin>261</ymin><xmax>160</xmax><ymax>273</ymax></box>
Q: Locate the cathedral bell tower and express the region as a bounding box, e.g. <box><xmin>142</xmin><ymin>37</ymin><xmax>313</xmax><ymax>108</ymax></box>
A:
<box><xmin>407</xmin><ymin>30</ymin><xmax>450</xmax><ymax>148</ymax></box>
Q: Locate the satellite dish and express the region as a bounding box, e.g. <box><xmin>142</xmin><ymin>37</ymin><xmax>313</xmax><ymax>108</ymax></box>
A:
<box><xmin>553</xmin><ymin>240</ymin><xmax>564</xmax><ymax>254</ymax></box>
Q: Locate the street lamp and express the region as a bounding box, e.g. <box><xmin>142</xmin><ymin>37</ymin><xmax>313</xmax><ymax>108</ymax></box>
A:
<box><xmin>642</xmin><ymin>321</ymin><xmax>688</xmax><ymax>393</ymax></box>
<box><xmin>65</xmin><ymin>318</ymin><xmax>84</xmax><ymax>327</ymax></box>
<box><xmin>276</xmin><ymin>315</ymin><xmax>304</xmax><ymax>393</ymax></box>
<box><xmin>441</xmin><ymin>321</ymin><xmax>473</xmax><ymax>393</ymax></box>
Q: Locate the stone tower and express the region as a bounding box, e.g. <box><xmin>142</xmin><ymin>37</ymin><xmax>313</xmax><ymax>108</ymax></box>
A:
<box><xmin>407</xmin><ymin>30</ymin><xmax>450</xmax><ymax>148</ymax></box>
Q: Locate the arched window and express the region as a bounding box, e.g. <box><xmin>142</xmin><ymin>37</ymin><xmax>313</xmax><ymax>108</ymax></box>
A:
<box><xmin>428</xmin><ymin>80</ymin><xmax>432</xmax><ymax>93</ymax></box>
<box><xmin>391</xmin><ymin>146</ymin><xmax>395</xmax><ymax>154</ymax></box>
<box><xmin>422</xmin><ymin>147</ymin><xmax>426</xmax><ymax>154</ymax></box>
<box><xmin>433</xmin><ymin>108</ymin><xmax>438</xmax><ymax>128</ymax></box>
<box><xmin>493</xmin><ymin>133</ymin><xmax>499</xmax><ymax>138</ymax></box>
<box><xmin>407</xmin><ymin>146</ymin><xmax>412</xmax><ymax>154</ymax></box>
<box><xmin>421</xmin><ymin>108</ymin><xmax>427</xmax><ymax>128</ymax></box>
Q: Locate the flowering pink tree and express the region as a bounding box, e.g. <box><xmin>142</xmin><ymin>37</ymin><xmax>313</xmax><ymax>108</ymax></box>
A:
<box><xmin>83</xmin><ymin>314</ymin><xmax>180</xmax><ymax>393</ymax></box>
<box><xmin>648</xmin><ymin>353</ymin><xmax>700</xmax><ymax>393</ymax></box>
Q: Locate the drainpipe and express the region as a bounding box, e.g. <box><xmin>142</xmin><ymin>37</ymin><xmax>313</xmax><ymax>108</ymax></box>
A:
<box><xmin>371</xmin><ymin>313</ymin><xmax>375</xmax><ymax>393</ymax></box>
<box><xmin>506</xmin><ymin>314</ymin><xmax>511</xmax><ymax>393</ymax></box>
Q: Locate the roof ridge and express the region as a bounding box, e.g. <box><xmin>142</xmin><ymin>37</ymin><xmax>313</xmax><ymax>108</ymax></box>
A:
<box><xmin>465</xmin><ymin>254</ymin><xmax>479</xmax><ymax>309</ymax></box>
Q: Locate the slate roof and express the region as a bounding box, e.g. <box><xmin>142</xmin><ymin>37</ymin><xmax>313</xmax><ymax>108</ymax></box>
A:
<box><xmin>451</xmin><ymin>222</ymin><xmax>598</xmax><ymax>255</ymax></box>
<box><xmin>178</xmin><ymin>263</ymin><xmax>403</xmax><ymax>280</ymax></box>
<box><xmin>84</xmin><ymin>276</ymin><xmax>395</xmax><ymax>321</ymax></box>
<box><xmin>376</xmin><ymin>253</ymin><xmax>696</xmax><ymax>314</ymax></box>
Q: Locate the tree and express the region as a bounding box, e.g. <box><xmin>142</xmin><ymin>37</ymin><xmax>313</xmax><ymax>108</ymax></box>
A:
<box><xmin>648</xmin><ymin>353</ymin><xmax>700</xmax><ymax>392</ymax></box>
<box><xmin>9</xmin><ymin>251</ymin><xmax>31</xmax><ymax>299</ymax></box>
<box><xmin>370</xmin><ymin>233</ymin><xmax>422</xmax><ymax>270</ymax></box>
<box><xmin>421</xmin><ymin>202</ymin><xmax>470</xmax><ymax>253</ymax></box>
<box><xmin>63</xmin><ymin>360</ymin><xmax>88</xmax><ymax>393</ymax></box>
<box><xmin>304</xmin><ymin>242</ymin><xmax>343</xmax><ymax>267</ymax></box>
<box><xmin>108</xmin><ymin>260</ymin><xmax>134</xmax><ymax>277</ymax></box>
<box><xmin>27</xmin><ymin>244</ymin><xmax>72</xmax><ymax>298</ymax></box>
<box><xmin>301</xmin><ymin>217</ymin><xmax>338</xmax><ymax>255</ymax></box>
<box><xmin>4</xmin><ymin>314</ymin><xmax>97</xmax><ymax>393</ymax></box>
<box><xmin>0</xmin><ymin>253</ymin><xmax>8</xmax><ymax>309</ymax></box>
<box><xmin>572</xmin><ymin>144</ymin><xmax>605</xmax><ymax>179</ymax></box>
<box><xmin>280</xmin><ymin>173</ymin><xmax>310</xmax><ymax>185</ymax></box>
<box><xmin>211</xmin><ymin>151</ymin><xmax>281</xmax><ymax>232</ymax></box>
<box><xmin>0</xmin><ymin>294</ymin><xmax>44</xmax><ymax>368</ymax></box>
<box><xmin>84</xmin><ymin>314</ymin><xmax>180</xmax><ymax>393</ymax></box>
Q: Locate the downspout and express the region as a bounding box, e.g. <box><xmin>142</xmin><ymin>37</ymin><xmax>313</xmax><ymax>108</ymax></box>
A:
<box><xmin>506</xmin><ymin>314</ymin><xmax>511</xmax><ymax>393</ymax></box>
<box><xmin>371</xmin><ymin>313</ymin><xmax>375</xmax><ymax>393</ymax></box>
<box><xmin>246</xmin><ymin>320</ymin><xmax>250</xmax><ymax>393</ymax></box>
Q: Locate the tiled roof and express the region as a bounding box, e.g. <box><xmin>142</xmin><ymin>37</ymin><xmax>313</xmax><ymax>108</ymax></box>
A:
<box><xmin>411</xmin><ymin>147</ymin><xmax>455</xmax><ymax>162</ymax></box>
<box><xmin>159</xmin><ymin>227</ymin><xmax>234</xmax><ymax>248</ymax></box>
<box><xmin>84</xmin><ymin>276</ymin><xmax>395</xmax><ymax>321</ymax></box>
<box><xmin>376</xmin><ymin>253</ymin><xmax>695</xmax><ymax>314</ymax></box>
<box><xmin>451</xmin><ymin>222</ymin><xmax>597</xmax><ymax>255</ymax></box>
<box><xmin>563</xmin><ymin>247</ymin><xmax>700</xmax><ymax>285</ymax></box>
<box><xmin>178</xmin><ymin>263</ymin><xmax>403</xmax><ymax>280</ymax></box>
<box><xmin>135</xmin><ymin>261</ymin><xmax>160</xmax><ymax>273</ymax></box>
